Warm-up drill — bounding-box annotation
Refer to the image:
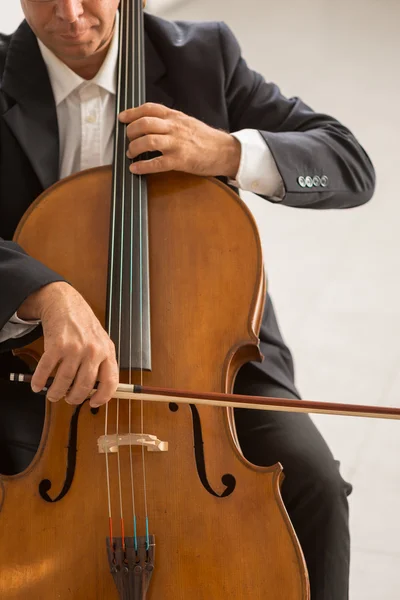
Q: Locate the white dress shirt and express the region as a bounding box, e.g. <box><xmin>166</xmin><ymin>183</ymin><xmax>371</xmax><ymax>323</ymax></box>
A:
<box><xmin>0</xmin><ymin>20</ymin><xmax>284</xmax><ymax>343</ymax></box>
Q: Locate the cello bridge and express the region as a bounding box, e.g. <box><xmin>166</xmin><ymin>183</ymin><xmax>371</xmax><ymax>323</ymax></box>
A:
<box><xmin>98</xmin><ymin>433</ymin><xmax>168</xmax><ymax>454</ymax></box>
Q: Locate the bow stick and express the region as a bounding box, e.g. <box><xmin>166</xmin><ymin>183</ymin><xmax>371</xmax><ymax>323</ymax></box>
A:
<box><xmin>9</xmin><ymin>373</ymin><xmax>400</xmax><ymax>420</ymax></box>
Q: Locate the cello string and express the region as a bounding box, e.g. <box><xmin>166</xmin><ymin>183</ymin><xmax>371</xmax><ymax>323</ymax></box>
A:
<box><xmin>127</xmin><ymin>0</ymin><xmax>138</xmax><ymax>552</ymax></box>
<box><xmin>115</xmin><ymin>386</ymin><xmax>125</xmax><ymax>550</ymax></box>
<box><xmin>114</xmin><ymin>0</ymin><xmax>129</xmax><ymax>553</ymax></box>
<box><xmin>136</xmin><ymin>0</ymin><xmax>150</xmax><ymax>550</ymax></box>
<box><xmin>104</xmin><ymin>0</ymin><xmax>128</xmax><ymax>554</ymax></box>
<box><xmin>128</xmin><ymin>389</ymin><xmax>138</xmax><ymax>552</ymax></box>
<box><xmin>104</xmin><ymin>403</ymin><xmax>113</xmax><ymax>548</ymax></box>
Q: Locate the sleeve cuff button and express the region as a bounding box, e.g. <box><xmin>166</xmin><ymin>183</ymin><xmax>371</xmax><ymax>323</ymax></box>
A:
<box><xmin>298</xmin><ymin>176</ymin><xmax>306</xmax><ymax>187</ymax></box>
<box><xmin>305</xmin><ymin>176</ymin><xmax>313</xmax><ymax>187</ymax></box>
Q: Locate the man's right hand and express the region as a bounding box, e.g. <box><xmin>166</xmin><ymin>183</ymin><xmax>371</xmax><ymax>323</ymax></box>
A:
<box><xmin>17</xmin><ymin>282</ymin><xmax>119</xmax><ymax>408</ymax></box>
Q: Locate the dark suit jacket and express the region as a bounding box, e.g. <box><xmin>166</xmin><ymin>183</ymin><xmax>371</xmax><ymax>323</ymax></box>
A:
<box><xmin>0</xmin><ymin>14</ymin><xmax>375</xmax><ymax>396</ymax></box>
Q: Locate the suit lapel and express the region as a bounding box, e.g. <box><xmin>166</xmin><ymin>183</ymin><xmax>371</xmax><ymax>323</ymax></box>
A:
<box><xmin>144</xmin><ymin>24</ymin><xmax>174</xmax><ymax>109</ymax></box>
<box><xmin>1</xmin><ymin>21</ymin><xmax>59</xmax><ymax>190</ymax></box>
<box><xmin>1</xmin><ymin>18</ymin><xmax>174</xmax><ymax>191</ymax></box>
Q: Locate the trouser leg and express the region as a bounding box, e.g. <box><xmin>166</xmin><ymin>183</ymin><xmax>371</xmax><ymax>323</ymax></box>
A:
<box><xmin>234</xmin><ymin>363</ymin><xmax>352</xmax><ymax>600</ymax></box>
<box><xmin>0</xmin><ymin>354</ymin><xmax>44</xmax><ymax>475</ymax></box>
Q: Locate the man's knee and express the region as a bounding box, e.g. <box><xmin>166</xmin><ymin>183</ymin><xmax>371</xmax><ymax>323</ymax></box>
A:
<box><xmin>282</xmin><ymin>453</ymin><xmax>352</xmax><ymax>512</ymax></box>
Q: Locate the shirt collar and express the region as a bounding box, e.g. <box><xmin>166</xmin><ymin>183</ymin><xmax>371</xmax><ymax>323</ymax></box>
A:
<box><xmin>37</xmin><ymin>13</ymin><xmax>118</xmax><ymax>105</ymax></box>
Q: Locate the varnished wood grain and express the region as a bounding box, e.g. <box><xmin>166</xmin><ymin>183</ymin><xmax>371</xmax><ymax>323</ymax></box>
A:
<box><xmin>0</xmin><ymin>167</ymin><xmax>309</xmax><ymax>599</ymax></box>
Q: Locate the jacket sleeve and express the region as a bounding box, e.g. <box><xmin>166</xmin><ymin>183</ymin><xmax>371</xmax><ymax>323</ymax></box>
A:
<box><xmin>219</xmin><ymin>21</ymin><xmax>375</xmax><ymax>209</ymax></box>
<box><xmin>0</xmin><ymin>239</ymin><xmax>66</xmax><ymax>352</ymax></box>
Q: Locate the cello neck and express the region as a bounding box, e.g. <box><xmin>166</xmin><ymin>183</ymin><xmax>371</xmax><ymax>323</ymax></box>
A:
<box><xmin>106</xmin><ymin>0</ymin><xmax>152</xmax><ymax>370</ymax></box>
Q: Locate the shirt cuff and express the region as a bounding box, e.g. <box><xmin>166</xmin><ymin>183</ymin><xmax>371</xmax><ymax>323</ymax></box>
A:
<box><xmin>10</xmin><ymin>312</ymin><xmax>41</xmax><ymax>326</ymax></box>
<box><xmin>0</xmin><ymin>312</ymin><xmax>41</xmax><ymax>344</ymax></box>
<box><xmin>228</xmin><ymin>129</ymin><xmax>285</xmax><ymax>200</ymax></box>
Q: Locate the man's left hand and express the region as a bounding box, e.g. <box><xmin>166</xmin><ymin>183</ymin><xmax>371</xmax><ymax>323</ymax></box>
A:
<box><xmin>118</xmin><ymin>103</ymin><xmax>241</xmax><ymax>179</ymax></box>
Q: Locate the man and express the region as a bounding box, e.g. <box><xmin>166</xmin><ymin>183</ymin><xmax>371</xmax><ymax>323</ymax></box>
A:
<box><xmin>0</xmin><ymin>0</ymin><xmax>375</xmax><ymax>598</ymax></box>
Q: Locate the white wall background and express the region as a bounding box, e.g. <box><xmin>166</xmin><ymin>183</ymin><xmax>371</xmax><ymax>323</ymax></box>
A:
<box><xmin>2</xmin><ymin>1</ymin><xmax>400</xmax><ymax>598</ymax></box>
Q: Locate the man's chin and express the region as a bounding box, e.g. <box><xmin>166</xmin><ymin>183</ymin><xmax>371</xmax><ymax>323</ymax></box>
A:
<box><xmin>51</xmin><ymin>39</ymin><xmax>98</xmax><ymax>61</ymax></box>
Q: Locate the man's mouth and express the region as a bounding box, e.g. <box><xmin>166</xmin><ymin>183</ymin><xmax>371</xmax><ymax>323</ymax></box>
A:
<box><xmin>59</xmin><ymin>31</ymin><xmax>89</xmax><ymax>39</ymax></box>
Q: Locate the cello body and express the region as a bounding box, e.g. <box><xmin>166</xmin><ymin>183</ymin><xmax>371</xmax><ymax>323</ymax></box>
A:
<box><xmin>0</xmin><ymin>167</ymin><xmax>309</xmax><ymax>599</ymax></box>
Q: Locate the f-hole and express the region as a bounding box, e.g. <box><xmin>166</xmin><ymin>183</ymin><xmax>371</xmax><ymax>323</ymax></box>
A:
<box><xmin>169</xmin><ymin>402</ymin><xmax>236</xmax><ymax>498</ymax></box>
<box><xmin>38</xmin><ymin>402</ymin><xmax>98</xmax><ymax>502</ymax></box>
